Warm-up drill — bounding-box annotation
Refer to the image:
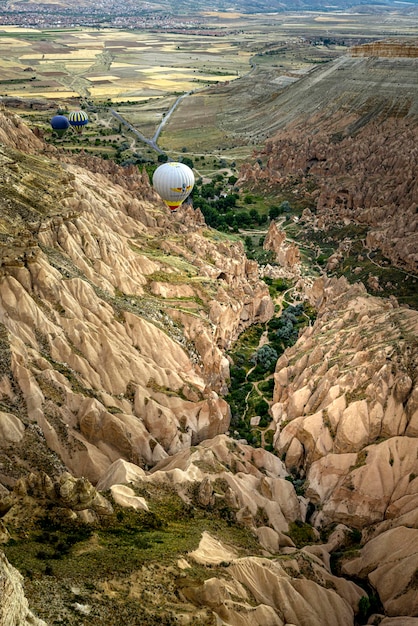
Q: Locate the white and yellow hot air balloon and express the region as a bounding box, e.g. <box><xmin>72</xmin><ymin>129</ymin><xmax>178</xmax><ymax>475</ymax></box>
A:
<box><xmin>152</xmin><ymin>162</ymin><xmax>195</xmax><ymax>212</ymax></box>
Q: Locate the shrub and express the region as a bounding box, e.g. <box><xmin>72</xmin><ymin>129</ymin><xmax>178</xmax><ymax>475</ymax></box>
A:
<box><xmin>251</xmin><ymin>345</ymin><xmax>278</xmax><ymax>373</ymax></box>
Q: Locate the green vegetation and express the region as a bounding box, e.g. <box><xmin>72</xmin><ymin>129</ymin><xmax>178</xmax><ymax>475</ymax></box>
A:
<box><xmin>226</xmin><ymin>300</ymin><xmax>314</xmax><ymax>447</ymax></box>
<box><xmin>291</xmin><ymin>221</ymin><xmax>418</xmax><ymax>309</ymax></box>
<box><xmin>4</xmin><ymin>482</ymin><xmax>261</xmax><ymax>624</ymax></box>
<box><xmin>286</xmin><ymin>520</ymin><xmax>317</xmax><ymax>548</ymax></box>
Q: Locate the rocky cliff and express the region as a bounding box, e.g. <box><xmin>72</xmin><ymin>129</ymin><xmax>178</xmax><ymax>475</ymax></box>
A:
<box><xmin>270</xmin><ymin>275</ymin><xmax>418</xmax><ymax>620</ymax></box>
<box><xmin>350</xmin><ymin>39</ymin><xmax>418</xmax><ymax>58</ymax></box>
<box><xmin>0</xmin><ymin>106</ymin><xmax>418</xmax><ymax>625</ymax></box>
<box><xmin>0</xmin><ymin>109</ymin><xmax>274</xmax><ymax>491</ymax></box>
<box><xmin>238</xmin><ymin>42</ymin><xmax>418</xmax><ymax>276</ymax></box>
<box><xmin>0</xmin><ymin>551</ymin><xmax>47</xmax><ymax>626</ymax></box>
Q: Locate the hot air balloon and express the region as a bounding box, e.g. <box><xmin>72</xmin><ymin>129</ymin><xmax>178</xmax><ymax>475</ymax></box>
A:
<box><xmin>50</xmin><ymin>114</ymin><xmax>70</xmax><ymax>137</ymax></box>
<box><xmin>68</xmin><ymin>110</ymin><xmax>89</xmax><ymax>134</ymax></box>
<box><xmin>152</xmin><ymin>162</ymin><xmax>195</xmax><ymax>213</ymax></box>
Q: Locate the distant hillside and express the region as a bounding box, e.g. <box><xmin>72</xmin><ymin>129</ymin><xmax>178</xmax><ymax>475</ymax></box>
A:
<box><xmin>234</xmin><ymin>40</ymin><xmax>418</xmax><ymax>290</ymax></box>
<box><xmin>3</xmin><ymin>0</ymin><xmax>418</xmax><ymax>15</ymax></box>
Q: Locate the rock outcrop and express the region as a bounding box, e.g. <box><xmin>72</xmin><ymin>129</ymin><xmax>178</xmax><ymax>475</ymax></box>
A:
<box><xmin>0</xmin><ymin>551</ymin><xmax>46</xmax><ymax>626</ymax></box>
<box><xmin>0</xmin><ymin>114</ymin><xmax>273</xmax><ymax>488</ymax></box>
<box><xmin>268</xmin><ymin>275</ymin><xmax>418</xmax><ymax>622</ymax></box>
<box><xmin>342</xmin><ymin>527</ymin><xmax>418</xmax><ymax>617</ymax></box>
<box><xmin>273</xmin><ymin>276</ymin><xmax>418</xmax><ymax>525</ymax></box>
<box><xmin>238</xmin><ymin>47</ymin><xmax>418</xmax><ymax>274</ymax></box>
<box><xmin>182</xmin><ymin>536</ymin><xmax>364</xmax><ymax>626</ymax></box>
<box><xmin>263</xmin><ymin>220</ymin><xmax>301</xmax><ymax>269</ymax></box>
<box><xmin>0</xmin><ymin>80</ymin><xmax>417</xmax><ymax>623</ymax></box>
<box><xmin>147</xmin><ymin>434</ymin><xmax>303</xmax><ymax>535</ymax></box>
<box><xmin>350</xmin><ymin>39</ymin><xmax>418</xmax><ymax>58</ymax></box>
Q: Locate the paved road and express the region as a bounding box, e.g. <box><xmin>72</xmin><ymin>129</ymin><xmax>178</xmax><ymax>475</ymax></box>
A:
<box><xmin>152</xmin><ymin>91</ymin><xmax>192</xmax><ymax>144</ymax></box>
<box><xmin>110</xmin><ymin>109</ymin><xmax>165</xmax><ymax>155</ymax></box>
<box><xmin>110</xmin><ymin>90</ymin><xmax>193</xmax><ymax>157</ymax></box>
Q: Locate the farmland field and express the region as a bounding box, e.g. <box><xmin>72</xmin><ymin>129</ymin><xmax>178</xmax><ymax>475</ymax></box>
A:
<box><xmin>1</xmin><ymin>11</ymin><xmax>417</xmax><ymax>169</ymax></box>
<box><xmin>0</xmin><ymin>27</ymin><xmax>251</xmax><ymax>101</ymax></box>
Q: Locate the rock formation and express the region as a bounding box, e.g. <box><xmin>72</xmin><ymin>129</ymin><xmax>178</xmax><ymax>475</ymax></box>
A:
<box><xmin>263</xmin><ymin>220</ymin><xmax>301</xmax><ymax>269</ymax></box>
<box><xmin>238</xmin><ymin>43</ymin><xmax>418</xmax><ymax>274</ymax></box>
<box><xmin>0</xmin><ymin>115</ymin><xmax>273</xmax><ymax>490</ymax></box>
<box><xmin>0</xmin><ymin>65</ymin><xmax>417</xmax><ymax>623</ymax></box>
<box><xmin>0</xmin><ymin>552</ymin><xmax>47</xmax><ymax>626</ymax></box>
<box><xmin>350</xmin><ymin>39</ymin><xmax>418</xmax><ymax>58</ymax></box>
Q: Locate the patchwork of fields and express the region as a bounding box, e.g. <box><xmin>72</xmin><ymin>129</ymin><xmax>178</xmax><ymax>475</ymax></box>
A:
<box><xmin>0</xmin><ymin>27</ymin><xmax>252</xmax><ymax>101</ymax></box>
<box><xmin>1</xmin><ymin>12</ymin><xmax>417</xmax><ymax>166</ymax></box>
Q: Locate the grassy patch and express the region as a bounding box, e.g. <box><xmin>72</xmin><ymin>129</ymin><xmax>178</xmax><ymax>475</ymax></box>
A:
<box><xmin>285</xmin><ymin>520</ymin><xmax>318</xmax><ymax>548</ymax></box>
<box><xmin>4</xmin><ymin>482</ymin><xmax>261</xmax><ymax>624</ymax></box>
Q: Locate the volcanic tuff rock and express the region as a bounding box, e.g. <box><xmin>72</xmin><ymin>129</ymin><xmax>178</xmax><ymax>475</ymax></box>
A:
<box><xmin>238</xmin><ymin>41</ymin><xmax>418</xmax><ymax>273</ymax></box>
<box><xmin>263</xmin><ymin>221</ymin><xmax>301</xmax><ymax>269</ymax></box>
<box><xmin>342</xmin><ymin>527</ymin><xmax>418</xmax><ymax>616</ymax></box>
<box><xmin>273</xmin><ymin>276</ymin><xmax>418</xmax><ymax>525</ymax></box>
<box><xmin>95</xmin><ymin>436</ymin><xmax>370</xmax><ymax>625</ymax></box>
<box><xmin>0</xmin><ymin>92</ymin><xmax>417</xmax><ymax>623</ymax></box>
<box><xmin>144</xmin><ymin>434</ymin><xmax>303</xmax><ymax>536</ymax></box>
<box><xmin>99</xmin><ymin>434</ymin><xmax>303</xmax><ymax>536</ymax></box>
<box><xmin>0</xmin><ymin>110</ymin><xmax>273</xmax><ymax>488</ymax></box>
<box><xmin>182</xmin><ymin>548</ymin><xmax>363</xmax><ymax>626</ymax></box>
<box><xmin>0</xmin><ymin>551</ymin><xmax>47</xmax><ymax>626</ymax></box>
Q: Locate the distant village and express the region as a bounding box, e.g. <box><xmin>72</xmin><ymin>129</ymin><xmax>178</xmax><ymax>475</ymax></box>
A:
<box><xmin>0</xmin><ymin>1</ymin><xmax>202</xmax><ymax>30</ymax></box>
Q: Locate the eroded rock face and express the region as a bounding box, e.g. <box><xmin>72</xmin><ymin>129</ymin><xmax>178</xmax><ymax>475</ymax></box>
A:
<box><xmin>263</xmin><ymin>221</ymin><xmax>301</xmax><ymax>269</ymax></box>
<box><xmin>267</xmin><ymin>274</ymin><xmax>418</xmax><ymax>621</ymax></box>
<box><xmin>0</xmin><ymin>97</ymin><xmax>417</xmax><ymax>624</ymax></box>
<box><xmin>342</xmin><ymin>527</ymin><xmax>418</xmax><ymax>617</ymax></box>
<box><xmin>0</xmin><ymin>116</ymin><xmax>273</xmax><ymax>487</ymax></box>
<box><xmin>350</xmin><ymin>39</ymin><xmax>418</xmax><ymax>58</ymax></box>
<box><xmin>272</xmin><ymin>277</ymin><xmax>418</xmax><ymax>528</ymax></box>
<box><xmin>0</xmin><ymin>471</ymin><xmax>113</xmax><ymax>525</ymax></box>
<box><xmin>238</xmin><ymin>50</ymin><xmax>418</xmax><ymax>274</ymax></box>
<box><xmin>0</xmin><ymin>551</ymin><xmax>46</xmax><ymax>626</ymax></box>
<box><xmin>141</xmin><ymin>434</ymin><xmax>304</xmax><ymax>535</ymax></box>
<box><xmin>182</xmin><ymin>542</ymin><xmax>363</xmax><ymax>626</ymax></box>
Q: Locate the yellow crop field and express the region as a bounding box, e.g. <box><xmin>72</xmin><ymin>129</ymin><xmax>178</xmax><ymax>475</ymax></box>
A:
<box><xmin>0</xmin><ymin>37</ymin><xmax>32</xmax><ymax>46</ymax></box>
<box><xmin>0</xmin><ymin>26</ymin><xmax>253</xmax><ymax>105</ymax></box>
<box><xmin>24</xmin><ymin>50</ymin><xmax>102</xmax><ymax>60</ymax></box>
<box><xmin>87</xmin><ymin>75</ymin><xmax>121</xmax><ymax>81</ymax></box>
<box><xmin>202</xmin><ymin>11</ymin><xmax>244</xmax><ymax>18</ymax></box>
<box><xmin>0</xmin><ymin>26</ymin><xmax>42</xmax><ymax>32</ymax></box>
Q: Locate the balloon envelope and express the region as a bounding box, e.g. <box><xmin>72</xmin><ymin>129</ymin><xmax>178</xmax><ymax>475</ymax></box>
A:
<box><xmin>50</xmin><ymin>114</ymin><xmax>69</xmax><ymax>137</ymax></box>
<box><xmin>152</xmin><ymin>162</ymin><xmax>195</xmax><ymax>212</ymax></box>
<box><xmin>68</xmin><ymin>110</ymin><xmax>89</xmax><ymax>133</ymax></box>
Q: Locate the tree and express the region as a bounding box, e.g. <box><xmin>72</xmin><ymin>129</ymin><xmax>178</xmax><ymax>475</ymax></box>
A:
<box><xmin>269</xmin><ymin>206</ymin><xmax>281</xmax><ymax>220</ymax></box>
<box><xmin>180</xmin><ymin>156</ymin><xmax>194</xmax><ymax>169</ymax></box>
<box><xmin>251</xmin><ymin>344</ymin><xmax>278</xmax><ymax>373</ymax></box>
<box><xmin>244</xmin><ymin>236</ymin><xmax>253</xmax><ymax>250</ymax></box>
<box><xmin>236</xmin><ymin>211</ymin><xmax>251</xmax><ymax>227</ymax></box>
<box><xmin>249</xmin><ymin>208</ymin><xmax>259</xmax><ymax>223</ymax></box>
<box><xmin>199</xmin><ymin>184</ymin><xmax>215</xmax><ymax>199</ymax></box>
